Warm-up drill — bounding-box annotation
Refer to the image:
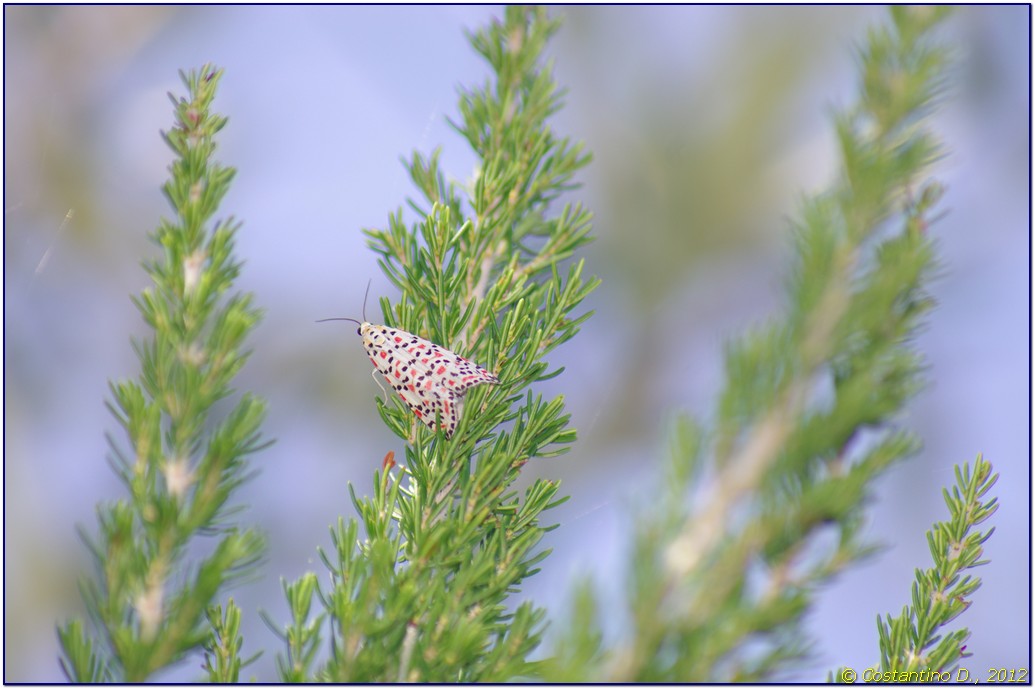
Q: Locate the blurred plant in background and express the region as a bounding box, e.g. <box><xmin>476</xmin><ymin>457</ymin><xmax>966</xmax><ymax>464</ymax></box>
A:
<box><xmin>539</xmin><ymin>7</ymin><xmax>998</xmax><ymax>681</ymax></box>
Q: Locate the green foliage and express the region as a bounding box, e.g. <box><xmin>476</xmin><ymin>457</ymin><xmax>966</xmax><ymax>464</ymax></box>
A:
<box><xmin>55</xmin><ymin>7</ymin><xmax>998</xmax><ymax>685</ymax></box>
<box><xmin>57</xmin><ymin>66</ymin><xmax>268</xmax><ymax>682</ymax></box>
<box><xmin>203</xmin><ymin>599</ymin><xmax>260</xmax><ymax>682</ymax></box>
<box><xmin>263</xmin><ymin>574</ymin><xmax>324</xmax><ymax>681</ymax></box>
<box><xmin>268</xmin><ymin>7</ymin><xmax>599</xmax><ymax>683</ymax></box>
<box><xmin>875</xmin><ymin>456</ymin><xmax>997</xmax><ymax>673</ymax></box>
<box><xmin>539</xmin><ymin>7</ymin><xmax>976</xmax><ymax>683</ymax></box>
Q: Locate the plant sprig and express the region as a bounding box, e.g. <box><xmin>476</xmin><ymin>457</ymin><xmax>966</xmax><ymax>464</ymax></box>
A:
<box><xmin>540</xmin><ymin>7</ymin><xmax>963</xmax><ymax>682</ymax></box>
<box><xmin>873</xmin><ymin>456</ymin><xmax>997</xmax><ymax>673</ymax></box>
<box><xmin>271</xmin><ymin>7</ymin><xmax>598</xmax><ymax>682</ymax></box>
<box><xmin>58</xmin><ymin>65</ymin><xmax>268</xmax><ymax>683</ymax></box>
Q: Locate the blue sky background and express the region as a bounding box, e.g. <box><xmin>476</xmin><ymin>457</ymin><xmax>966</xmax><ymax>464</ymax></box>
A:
<box><xmin>4</xmin><ymin>5</ymin><xmax>1029</xmax><ymax>681</ymax></box>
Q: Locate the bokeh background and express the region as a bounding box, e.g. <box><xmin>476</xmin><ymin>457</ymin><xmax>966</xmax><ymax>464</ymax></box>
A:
<box><xmin>4</xmin><ymin>5</ymin><xmax>1029</xmax><ymax>682</ymax></box>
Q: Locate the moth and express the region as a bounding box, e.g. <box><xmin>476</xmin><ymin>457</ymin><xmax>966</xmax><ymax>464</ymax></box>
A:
<box><xmin>319</xmin><ymin>293</ymin><xmax>498</xmax><ymax>438</ymax></box>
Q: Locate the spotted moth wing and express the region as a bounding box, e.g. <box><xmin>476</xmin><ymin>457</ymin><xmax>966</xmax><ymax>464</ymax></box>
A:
<box><xmin>358</xmin><ymin>322</ymin><xmax>498</xmax><ymax>437</ymax></box>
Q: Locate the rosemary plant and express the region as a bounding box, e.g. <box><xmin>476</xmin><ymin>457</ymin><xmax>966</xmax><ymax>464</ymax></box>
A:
<box><xmin>265</xmin><ymin>7</ymin><xmax>598</xmax><ymax>683</ymax></box>
<box><xmin>539</xmin><ymin>6</ymin><xmax>995</xmax><ymax>682</ymax></box>
<box><xmin>866</xmin><ymin>456</ymin><xmax>998</xmax><ymax>677</ymax></box>
<box><xmin>54</xmin><ymin>6</ymin><xmax>1000</xmax><ymax>685</ymax></box>
<box><xmin>57</xmin><ymin>66</ymin><xmax>268</xmax><ymax>683</ymax></box>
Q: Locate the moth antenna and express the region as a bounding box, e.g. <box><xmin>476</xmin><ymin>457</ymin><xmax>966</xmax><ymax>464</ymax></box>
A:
<box><xmin>316</xmin><ymin>317</ymin><xmax>362</xmax><ymax>325</ymax></box>
<box><xmin>317</xmin><ymin>279</ymin><xmax>374</xmax><ymax>326</ymax></box>
<box><xmin>362</xmin><ymin>278</ymin><xmax>372</xmax><ymax>323</ymax></box>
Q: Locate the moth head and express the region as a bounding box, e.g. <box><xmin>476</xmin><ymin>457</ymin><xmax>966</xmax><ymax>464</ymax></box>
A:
<box><xmin>362</xmin><ymin>323</ymin><xmax>387</xmax><ymax>345</ymax></box>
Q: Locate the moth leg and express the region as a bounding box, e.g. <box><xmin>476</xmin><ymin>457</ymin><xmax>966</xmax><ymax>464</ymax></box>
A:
<box><xmin>370</xmin><ymin>368</ymin><xmax>388</xmax><ymax>401</ymax></box>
